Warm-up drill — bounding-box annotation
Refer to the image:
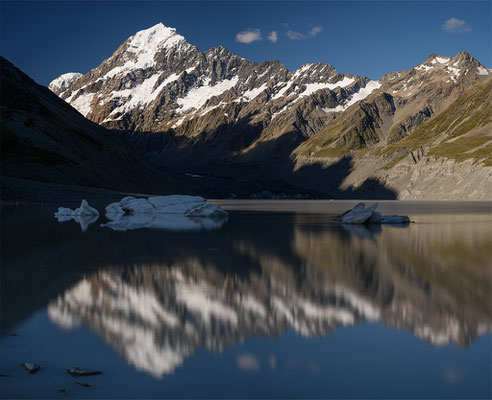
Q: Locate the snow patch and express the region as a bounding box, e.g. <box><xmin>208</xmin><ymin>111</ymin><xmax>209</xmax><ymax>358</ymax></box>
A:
<box><xmin>431</xmin><ymin>56</ymin><xmax>450</xmax><ymax>64</ymax></box>
<box><xmin>177</xmin><ymin>77</ymin><xmax>239</xmax><ymax>111</ymax></box>
<box><xmin>48</xmin><ymin>72</ymin><xmax>83</xmax><ymax>93</ymax></box>
<box><xmin>326</xmin><ymin>80</ymin><xmax>381</xmax><ymax>112</ymax></box>
<box><xmin>108</xmin><ymin>73</ymin><xmax>179</xmax><ymax>116</ymax></box>
<box><xmin>477</xmin><ymin>66</ymin><xmax>489</xmax><ymax>76</ymax></box>
<box><xmin>70</xmin><ymin>91</ymin><xmax>95</xmax><ymax>116</ymax></box>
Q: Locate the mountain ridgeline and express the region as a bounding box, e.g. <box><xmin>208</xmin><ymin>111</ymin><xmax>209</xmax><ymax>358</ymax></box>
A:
<box><xmin>7</xmin><ymin>22</ymin><xmax>492</xmax><ymax>199</ymax></box>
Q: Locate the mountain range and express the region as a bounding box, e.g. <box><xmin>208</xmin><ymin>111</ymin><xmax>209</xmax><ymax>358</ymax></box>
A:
<box><xmin>2</xmin><ymin>22</ymin><xmax>491</xmax><ymax>200</ymax></box>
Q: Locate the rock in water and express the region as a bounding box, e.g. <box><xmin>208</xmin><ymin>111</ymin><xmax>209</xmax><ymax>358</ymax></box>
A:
<box><xmin>341</xmin><ymin>210</ymin><xmax>374</xmax><ymax>224</ymax></box>
<box><xmin>339</xmin><ymin>203</ymin><xmax>410</xmax><ymax>225</ymax></box>
<box><xmin>75</xmin><ymin>381</ymin><xmax>91</xmax><ymax>387</ymax></box>
<box><xmin>67</xmin><ymin>368</ymin><xmax>103</xmax><ymax>377</ymax></box>
<box><xmin>341</xmin><ymin>202</ymin><xmax>375</xmax><ymax>224</ymax></box>
<box><xmin>21</xmin><ymin>363</ymin><xmax>40</xmax><ymax>374</ymax></box>
<box><xmin>367</xmin><ymin>211</ymin><xmax>382</xmax><ymax>223</ymax></box>
<box><xmin>381</xmin><ymin>215</ymin><xmax>411</xmax><ymax>224</ymax></box>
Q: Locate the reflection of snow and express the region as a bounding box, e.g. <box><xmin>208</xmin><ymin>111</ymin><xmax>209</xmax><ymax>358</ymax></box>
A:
<box><xmin>236</xmin><ymin>354</ymin><xmax>260</xmax><ymax>371</ymax></box>
<box><xmin>47</xmin><ymin>266</ymin><xmax>387</xmax><ymax>379</ymax></box>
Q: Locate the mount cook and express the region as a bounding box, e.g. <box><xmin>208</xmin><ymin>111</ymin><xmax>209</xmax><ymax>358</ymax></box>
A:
<box><xmin>41</xmin><ymin>22</ymin><xmax>492</xmax><ymax>199</ymax></box>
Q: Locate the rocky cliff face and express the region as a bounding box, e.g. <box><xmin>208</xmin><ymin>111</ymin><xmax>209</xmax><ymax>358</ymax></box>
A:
<box><xmin>49</xmin><ymin>22</ymin><xmax>492</xmax><ymax>199</ymax></box>
<box><xmin>0</xmin><ymin>57</ymin><xmax>180</xmax><ymax>195</ymax></box>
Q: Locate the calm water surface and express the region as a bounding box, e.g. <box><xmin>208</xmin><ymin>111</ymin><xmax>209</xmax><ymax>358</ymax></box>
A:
<box><xmin>1</xmin><ymin>200</ymin><xmax>491</xmax><ymax>399</ymax></box>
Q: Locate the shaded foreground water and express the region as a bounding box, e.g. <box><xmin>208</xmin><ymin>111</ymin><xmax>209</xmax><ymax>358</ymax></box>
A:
<box><xmin>1</xmin><ymin>200</ymin><xmax>491</xmax><ymax>399</ymax></box>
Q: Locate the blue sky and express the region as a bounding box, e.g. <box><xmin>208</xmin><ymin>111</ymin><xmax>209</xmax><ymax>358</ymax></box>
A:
<box><xmin>1</xmin><ymin>1</ymin><xmax>490</xmax><ymax>85</ymax></box>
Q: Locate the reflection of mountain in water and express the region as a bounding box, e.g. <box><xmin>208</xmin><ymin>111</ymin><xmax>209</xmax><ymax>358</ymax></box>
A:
<box><xmin>47</xmin><ymin>213</ymin><xmax>492</xmax><ymax>378</ymax></box>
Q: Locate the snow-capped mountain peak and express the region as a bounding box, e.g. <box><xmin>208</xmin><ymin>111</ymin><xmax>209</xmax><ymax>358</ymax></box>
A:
<box><xmin>48</xmin><ymin>72</ymin><xmax>83</xmax><ymax>95</ymax></box>
<box><xmin>123</xmin><ymin>22</ymin><xmax>187</xmax><ymax>68</ymax></box>
<box><xmin>49</xmin><ymin>21</ymin><xmax>374</xmax><ymax>127</ymax></box>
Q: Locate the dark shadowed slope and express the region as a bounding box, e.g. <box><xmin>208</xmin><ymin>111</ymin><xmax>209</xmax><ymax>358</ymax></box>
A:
<box><xmin>0</xmin><ymin>57</ymin><xmax>182</xmax><ymax>200</ymax></box>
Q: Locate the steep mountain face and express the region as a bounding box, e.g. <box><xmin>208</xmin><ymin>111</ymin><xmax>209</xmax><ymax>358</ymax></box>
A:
<box><xmin>297</xmin><ymin>52</ymin><xmax>491</xmax><ymax>156</ymax></box>
<box><xmin>295</xmin><ymin>79</ymin><xmax>492</xmax><ymax>199</ymax></box>
<box><xmin>49</xmin><ymin>23</ymin><xmax>378</xmax><ymax>163</ymax></box>
<box><xmin>49</xmin><ymin>22</ymin><xmax>492</xmax><ymax>199</ymax></box>
<box><xmin>0</xmin><ymin>57</ymin><xmax>180</xmax><ymax>196</ymax></box>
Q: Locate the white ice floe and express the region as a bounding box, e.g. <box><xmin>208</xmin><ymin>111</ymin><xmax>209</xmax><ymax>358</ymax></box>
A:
<box><xmin>54</xmin><ymin>200</ymin><xmax>100</xmax><ymax>231</ymax></box>
<box><xmin>102</xmin><ymin>195</ymin><xmax>228</xmax><ymax>231</ymax></box>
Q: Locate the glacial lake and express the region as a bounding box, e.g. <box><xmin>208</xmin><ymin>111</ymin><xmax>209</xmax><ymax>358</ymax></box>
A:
<box><xmin>1</xmin><ymin>200</ymin><xmax>491</xmax><ymax>399</ymax></box>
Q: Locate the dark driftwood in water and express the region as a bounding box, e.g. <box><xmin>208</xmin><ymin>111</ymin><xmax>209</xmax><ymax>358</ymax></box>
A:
<box><xmin>75</xmin><ymin>381</ymin><xmax>91</xmax><ymax>387</ymax></box>
<box><xmin>67</xmin><ymin>368</ymin><xmax>103</xmax><ymax>377</ymax></box>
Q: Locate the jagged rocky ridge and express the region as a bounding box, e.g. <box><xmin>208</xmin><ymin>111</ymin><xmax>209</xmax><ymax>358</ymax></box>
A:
<box><xmin>49</xmin><ymin>22</ymin><xmax>492</xmax><ymax>199</ymax></box>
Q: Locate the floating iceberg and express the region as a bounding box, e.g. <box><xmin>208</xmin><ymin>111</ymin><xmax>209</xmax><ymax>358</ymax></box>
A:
<box><xmin>54</xmin><ymin>200</ymin><xmax>100</xmax><ymax>232</ymax></box>
<box><xmin>337</xmin><ymin>202</ymin><xmax>410</xmax><ymax>225</ymax></box>
<box><xmin>101</xmin><ymin>195</ymin><xmax>228</xmax><ymax>231</ymax></box>
<box><xmin>104</xmin><ymin>195</ymin><xmax>227</xmax><ymax>217</ymax></box>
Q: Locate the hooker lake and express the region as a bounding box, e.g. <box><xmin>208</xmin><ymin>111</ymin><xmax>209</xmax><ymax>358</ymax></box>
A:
<box><xmin>1</xmin><ymin>200</ymin><xmax>491</xmax><ymax>399</ymax></box>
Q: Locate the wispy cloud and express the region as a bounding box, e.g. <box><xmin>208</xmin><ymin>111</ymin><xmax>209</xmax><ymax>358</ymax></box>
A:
<box><xmin>286</xmin><ymin>30</ymin><xmax>306</xmax><ymax>40</ymax></box>
<box><xmin>268</xmin><ymin>30</ymin><xmax>278</xmax><ymax>43</ymax></box>
<box><xmin>235</xmin><ymin>28</ymin><xmax>262</xmax><ymax>44</ymax></box>
<box><xmin>286</xmin><ymin>25</ymin><xmax>323</xmax><ymax>40</ymax></box>
<box><xmin>442</xmin><ymin>17</ymin><xmax>471</xmax><ymax>33</ymax></box>
<box><xmin>309</xmin><ymin>26</ymin><xmax>323</xmax><ymax>37</ymax></box>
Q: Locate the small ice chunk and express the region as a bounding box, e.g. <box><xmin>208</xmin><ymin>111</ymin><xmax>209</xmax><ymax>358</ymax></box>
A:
<box><xmin>55</xmin><ymin>200</ymin><xmax>99</xmax><ymax>217</ymax></box>
<box><xmin>54</xmin><ymin>200</ymin><xmax>99</xmax><ymax>231</ymax></box>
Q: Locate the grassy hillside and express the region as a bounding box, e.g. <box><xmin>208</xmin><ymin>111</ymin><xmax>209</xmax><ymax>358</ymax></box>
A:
<box><xmin>295</xmin><ymin>79</ymin><xmax>492</xmax><ymax>167</ymax></box>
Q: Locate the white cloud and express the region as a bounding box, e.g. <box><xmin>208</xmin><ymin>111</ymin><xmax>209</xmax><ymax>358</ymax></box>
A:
<box><xmin>268</xmin><ymin>30</ymin><xmax>278</xmax><ymax>43</ymax></box>
<box><xmin>286</xmin><ymin>30</ymin><xmax>306</xmax><ymax>40</ymax></box>
<box><xmin>442</xmin><ymin>17</ymin><xmax>471</xmax><ymax>33</ymax></box>
<box><xmin>309</xmin><ymin>26</ymin><xmax>323</xmax><ymax>37</ymax></box>
<box><xmin>237</xmin><ymin>354</ymin><xmax>260</xmax><ymax>371</ymax></box>
<box><xmin>235</xmin><ymin>28</ymin><xmax>262</xmax><ymax>43</ymax></box>
<box><xmin>286</xmin><ymin>26</ymin><xmax>323</xmax><ymax>40</ymax></box>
